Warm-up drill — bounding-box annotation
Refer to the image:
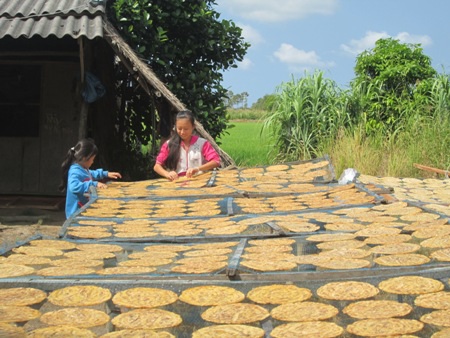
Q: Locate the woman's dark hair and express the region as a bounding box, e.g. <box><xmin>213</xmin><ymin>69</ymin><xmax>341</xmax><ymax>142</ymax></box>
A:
<box><xmin>59</xmin><ymin>138</ymin><xmax>98</xmax><ymax>192</ymax></box>
<box><xmin>165</xmin><ymin>110</ymin><xmax>195</xmax><ymax>171</ymax></box>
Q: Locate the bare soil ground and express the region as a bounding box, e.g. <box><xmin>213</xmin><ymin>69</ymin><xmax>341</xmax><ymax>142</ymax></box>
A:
<box><xmin>0</xmin><ymin>208</ymin><xmax>64</xmax><ymax>251</ymax></box>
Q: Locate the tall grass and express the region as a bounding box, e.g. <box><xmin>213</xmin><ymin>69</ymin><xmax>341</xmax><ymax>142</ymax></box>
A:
<box><xmin>262</xmin><ymin>71</ymin><xmax>350</xmax><ymax>162</ymax></box>
<box><xmin>219</xmin><ymin>121</ymin><xmax>273</xmax><ymax>167</ymax></box>
<box><xmin>321</xmin><ymin>126</ymin><xmax>384</xmax><ymax>177</ymax></box>
<box><xmin>321</xmin><ymin>112</ymin><xmax>450</xmax><ymax>178</ymax></box>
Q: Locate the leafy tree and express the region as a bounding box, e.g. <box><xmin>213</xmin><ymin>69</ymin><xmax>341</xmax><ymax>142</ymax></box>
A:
<box><xmin>103</xmin><ymin>0</ymin><xmax>249</xmax><ymax>177</ymax></box>
<box><xmin>352</xmin><ymin>38</ymin><xmax>437</xmax><ymax>133</ymax></box>
<box><xmin>233</xmin><ymin>92</ymin><xmax>249</xmax><ymax>109</ymax></box>
<box><xmin>224</xmin><ymin>90</ymin><xmax>250</xmax><ymax>109</ymax></box>
<box><xmin>223</xmin><ymin>90</ymin><xmax>235</xmax><ymax>109</ymax></box>
<box><xmin>251</xmin><ymin>94</ymin><xmax>277</xmax><ymax>111</ymax></box>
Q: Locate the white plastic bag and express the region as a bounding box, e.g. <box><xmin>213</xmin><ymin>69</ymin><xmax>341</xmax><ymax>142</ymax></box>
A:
<box><xmin>338</xmin><ymin>168</ymin><xmax>359</xmax><ymax>185</ymax></box>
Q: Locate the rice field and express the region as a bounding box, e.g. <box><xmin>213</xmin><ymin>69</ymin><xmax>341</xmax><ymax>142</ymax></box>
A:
<box><xmin>218</xmin><ymin>121</ymin><xmax>273</xmax><ymax>167</ymax></box>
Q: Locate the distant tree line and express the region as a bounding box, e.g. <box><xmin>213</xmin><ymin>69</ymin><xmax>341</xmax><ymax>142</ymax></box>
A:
<box><xmin>224</xmin><ymin>90</ymin><xmax>249</xmax><ymax>109</ymax></box>
<box><xmin>225</xmin><ymin>90</ymin><xmax>277</xmax><ymax>111</ymax></box>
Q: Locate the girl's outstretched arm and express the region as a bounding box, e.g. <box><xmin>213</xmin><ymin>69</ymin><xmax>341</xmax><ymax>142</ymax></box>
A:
<box><xmin>107</xmin><ymin>172</ymin><xmax>122</xmax><ymax>179</ymax></box>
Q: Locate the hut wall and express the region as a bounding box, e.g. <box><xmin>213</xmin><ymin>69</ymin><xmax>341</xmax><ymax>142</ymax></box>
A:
<box><xmin>0</xmin><ymin>61</ymin><xmax>80</xmax><ymax>195</ymax></box>
<box><xmin>39</xmin><ymin>62</ymin><xmax>80</xmax><ymax>194</ymax></box>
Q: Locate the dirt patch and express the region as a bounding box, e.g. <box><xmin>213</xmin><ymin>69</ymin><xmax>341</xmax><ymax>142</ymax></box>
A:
<box><xmin>0</xmin><ymin>224</ymin><xmax>61</xmax><ymax>247</ymax></box>
<box><xmin>0</xmin><ymin>208</ymin><xmax>65</xmax><ymax>251</ymax></box>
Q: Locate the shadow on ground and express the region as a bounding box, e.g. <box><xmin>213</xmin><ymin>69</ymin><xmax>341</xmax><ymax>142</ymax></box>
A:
<box><xmin>0</xmin><ymin>196</ymin><xmax>66</xmax><ymax>249</ymax></box>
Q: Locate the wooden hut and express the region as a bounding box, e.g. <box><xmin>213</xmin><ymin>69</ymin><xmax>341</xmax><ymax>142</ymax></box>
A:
<box><xmin>0</xmin><ymin>0</ymin><xmax>234</xmax><ymax>197</ymax></box>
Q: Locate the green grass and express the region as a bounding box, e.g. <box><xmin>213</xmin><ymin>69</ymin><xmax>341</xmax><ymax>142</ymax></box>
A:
<box><xmin>219</xmin><ymin>121</ymin><xmax>273</xmax><ymax>167</ymax></box>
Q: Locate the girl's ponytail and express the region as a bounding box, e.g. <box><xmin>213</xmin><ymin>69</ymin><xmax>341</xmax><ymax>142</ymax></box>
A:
<box><xmin>59</xmin><ymin>148</ymin><xmax>76</xmax><ymax>192</ymax></box>
<box><xmin>59</xmin><ymin>138</ymin><xmax>98</xmax><ymax>192</ymax></box>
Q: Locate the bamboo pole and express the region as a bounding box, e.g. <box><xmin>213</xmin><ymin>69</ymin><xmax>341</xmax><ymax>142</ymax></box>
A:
<box><xmin>413</xmin><ymin>163</ymin><xmax>449</xmax><ymax>177</ymax></box>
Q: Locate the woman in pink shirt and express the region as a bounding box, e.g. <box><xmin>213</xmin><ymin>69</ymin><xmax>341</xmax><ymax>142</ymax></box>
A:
<box><xmin>154</xmin><ymin>110</ymin><xmax>220</xmax><ymax>181</ymax></box>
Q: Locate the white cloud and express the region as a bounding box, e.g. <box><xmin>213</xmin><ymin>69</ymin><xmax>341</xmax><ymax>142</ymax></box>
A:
<box><xmin>239</xmin><ymin>24</ymin><xmax>264</xmax><ymax>46</ymax></box>
<box><xmin>238</xmin><ymin>58</ymin><xmax>254</xmax><ymax>70</ymax></box>
<box><xmin>219</xmin><ymin>0</ymin><xmax>338</xmax><ymax>22</ymax></box>
<box><xmin>274</xmin><ymin>43</ymin><xmax>322</xmax><ymax>65</ymax></box>
<box><xmin>274</xmin><ymin>43</ymin><xmax>334</xmax><ymax>72</ymax></box>
<box><xmin>395</xmin><ymin>32</ymin><xmax>432</xmax><ymax>46</ymax></box>
<box><xmin>340</xmin><ymin>31</ymin><xmax>389</xmax><ymax>55</ymax></box>
<box><xmin>341</xmin><ymin>31</ymin><xmax>433</xmax><ymax>55</ymax></box>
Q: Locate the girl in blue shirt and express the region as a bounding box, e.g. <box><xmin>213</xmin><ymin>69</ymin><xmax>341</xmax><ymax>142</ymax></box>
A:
<box><xmin>60</xmin><ymin>138</ymin><xmax>121</xmax><ymax>218</ymax></box>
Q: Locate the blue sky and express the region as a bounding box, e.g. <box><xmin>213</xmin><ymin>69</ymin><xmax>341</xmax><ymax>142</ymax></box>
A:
<box><xmin>215</xmin><ymin>0</ymin><xmax>450</xmax><ymax>105</ymax></box>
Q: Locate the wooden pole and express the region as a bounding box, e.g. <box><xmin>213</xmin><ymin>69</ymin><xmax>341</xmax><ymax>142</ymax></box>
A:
<box><xmin>78</xmin><ymin>37</ymin><xmax>88</xmax><ymax>140</ymax></box>
<box><xmin>413</xmin><ymin>163</ymin><xmax>449</xmax><ymax>177</ymax></box>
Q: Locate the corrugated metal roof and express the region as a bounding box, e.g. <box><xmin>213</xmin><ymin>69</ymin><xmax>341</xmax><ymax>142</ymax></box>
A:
<box><xmin>0</xmin><ymin>0</ymin><xmax>105</xmax><ymax>39</ymax></box>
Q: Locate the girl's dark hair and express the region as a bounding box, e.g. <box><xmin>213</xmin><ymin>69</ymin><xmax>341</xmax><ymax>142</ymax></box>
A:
<box><xmin>165</xmin><ymin>110</ymin><xmax>195</xmax><ymax>170</ymax></box>
<box><xmin>59</xmin><ymin>138</ymin><xmax>98</xmax><ymax>192</ymax></box>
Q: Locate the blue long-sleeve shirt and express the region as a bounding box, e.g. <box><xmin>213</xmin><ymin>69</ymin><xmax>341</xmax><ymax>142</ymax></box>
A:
<box><xmin>65</xmin><ymin>163</ymin><xmax>108</xmax><ymax>218</ymax></box>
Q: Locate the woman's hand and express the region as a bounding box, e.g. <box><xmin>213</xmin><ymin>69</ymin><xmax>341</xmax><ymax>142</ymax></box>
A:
<box><xmin>167</xmin><ymin>171</ymin><xmax>179</xmax><ymax>181</ymax></box>
<box><xmin>97</xmin><ymin>182</ymin><xmax>108</xmax><ymax>189</ymax></box>
<box><xmin>108</xmin><ymin>172</ymin><xmax>122</xmax><ymax>179</ymax></box>
<box><xmin>186</xmin><ymin>167</ymin><xmax>200</xmax><ymax>178</ymax></box>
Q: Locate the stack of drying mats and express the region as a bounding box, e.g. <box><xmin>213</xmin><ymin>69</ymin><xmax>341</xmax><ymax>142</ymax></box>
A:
<box><xmin>2</xmin><ymin>156</ymin><xmax>450</xmax><ymax>337</ymax></box>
